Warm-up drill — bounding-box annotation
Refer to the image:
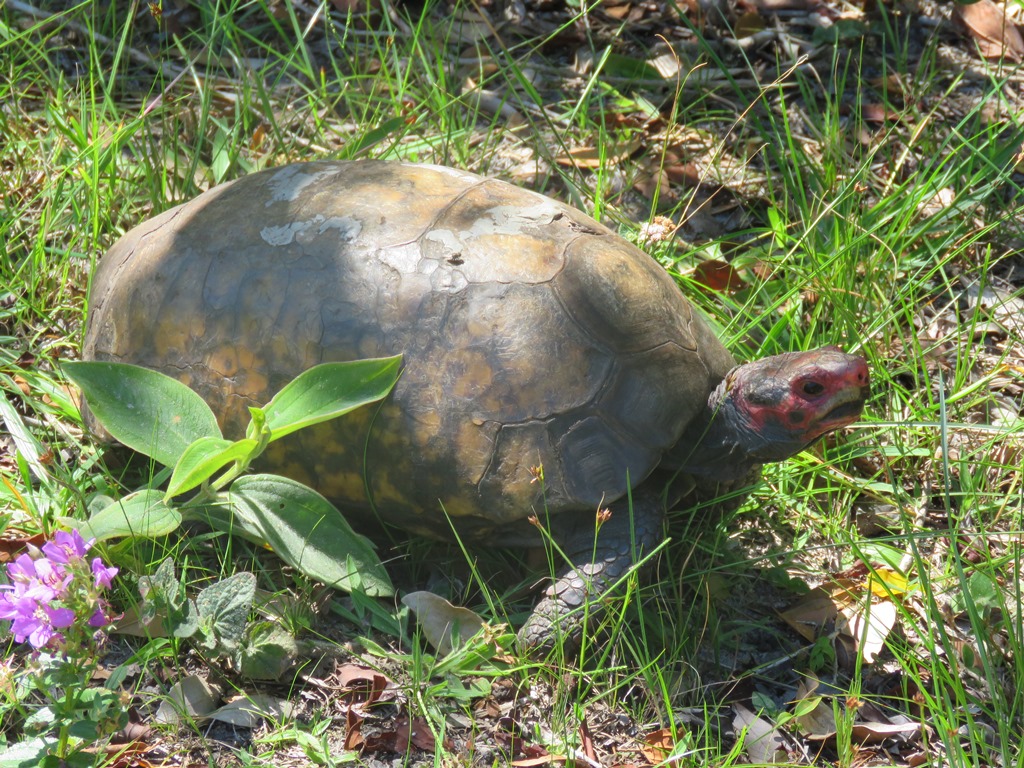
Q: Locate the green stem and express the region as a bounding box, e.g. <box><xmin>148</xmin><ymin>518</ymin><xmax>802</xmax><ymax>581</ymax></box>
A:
<box><xmin>56</xmin><ymin>721</ymin><xmax>70</xmax><ymax>758</ymax></box>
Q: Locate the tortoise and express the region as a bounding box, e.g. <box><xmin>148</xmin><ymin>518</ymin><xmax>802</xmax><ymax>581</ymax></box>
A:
<box><xmin>83</xmin><ymin>160</ymin><xmax>870</xmax><ymax>648</ymax></box>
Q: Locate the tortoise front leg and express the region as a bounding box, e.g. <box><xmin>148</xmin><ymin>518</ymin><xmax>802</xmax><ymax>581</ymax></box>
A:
<box><xmin>518</xmin><ymin>490</ymin><xmax>665</xmax><ymax>653</ymax></box>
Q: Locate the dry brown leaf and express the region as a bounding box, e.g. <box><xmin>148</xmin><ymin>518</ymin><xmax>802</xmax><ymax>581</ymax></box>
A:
<box><xmin>0</xmin><ymin>532</ymin><xmax>46</xmax><ymax>563</ymax></box>
<box><xmin>80</xmin><ymin>739</ymin><xmax>152</xmax><ymax>768</ymax></box>
<box><xmin>402</xmin><ymin>591</ymin><xmax>486</xmax><ymax>655</ymax></box>
<box><xmin>955</xmin><ymin>0</ymin><xmax>1024</xmax><ymax>62</ymax></box>
<box><xmin>12</xmin><ymin>375</ymin><xmax>30</xmax><ymax>396</ymax></box>
<box><xmin>603</xmin><ymin>3</ymin><xmax>633</xmax><ymax>19</ymax></box>
<box><xmin>447</xmin><ymin>8</ymin><xmax>496</xmax><ymax>44</ymax></box>
<box><xmin>344</xmin><ymin>706</ymin><xmax>364</xmax><ymax>751</ymax></box>
<box><xmin>579</xmin><ymin>718</ymin><xmax>597</xmax><ymax>762</ymax></box>
<box><xmin>336</xmin><ymin>663</ymin><xmax>394</xmax><ymax>705</ymax></box>
<box><xmin>154</xmin><ymin>674</ymin><xmax>221</xmax><ymax>724</ymax></box>
<box><xmin>779</xmin><ymin>587</ymin><xmax>840</xmax><ymax>642</ymax></box>
<box><xmin>554</xmin><ymin>142</ymin><xmax>641</xmax><ymax>169</ymax></box>
<box><xmin>905</xmin><ymin>747</ymin><xmax>930</xmax><ymax>765</ymax></box>
<box><xmin>692</xmin><ymin>259</ymin><xmax>746</xmax><ymax>293</ymax></box>
<box><xmin>512</xmin><ymin>755</ymin><xmax>566</xmax><ymax>766</ymax></box>
<box><xmin>861</xmin><ymin>103</ymin><xmax>901</xmax><ymax>124</ymax></box>
<box><xmin>397</xmin><ymin>715</ymin><xmax>440</xmax><ymax>751</ymax></box>
<box><xmin>794</xmin><ymin>678</ymin><xmax>838</xmax><ymax>739</ymax></box>
<box><xmin>735</xmin><ymin>11</ymin><xmax>767</xmax><ymax>37</ymax></box>
<box><xmin>733</xmin><ymin>703</ymin><xmax>790</xmax><ymax>763</ymax></box>
<box><xmin>850</xmin><ymin>720</ymin><xmax>923</xmax><ymax>744</ymax></box>
<box><xmin>111</xmin><ymin>602</ymin><xmax>168</xmax><ymax>637</ymax></box>
<box><xmin>639</xmin><ymin>728</ymin><xmax>675</xmax><ymax>763</ymax></box>
<box><xmin>210</xmin><ymin>694</ymin><xmax>293</xmax><ymax>727</ymax></box>
<box><xmin>918</xmin><ymin>186</ymin><xmax>956</xmax><ymax>218</ymax></box>
<box><xmin>846</xmin><ymin>599</ymin><xmax>897</xmax><ymax>663</ymax></box>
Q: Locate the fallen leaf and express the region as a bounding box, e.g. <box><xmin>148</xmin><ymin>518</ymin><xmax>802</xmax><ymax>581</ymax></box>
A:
<box><xmin>692</xmin><ymin>259</ymin><xmax>746</xmax><ymax>293</ymax></box>
<box><xmin>111</xmin><ymin>602</ymin><xmax>170</xmax><ymax>637</ymax></box>
<box><xmin>640</xmin><ymin>728</ymin><xmax>675</xmax><ymax>763</ymax></box>
<box><xmin>850</xmin><ymin>720</ymin><xmax>923</xmax><ymax>743</ymax></box>
<box><xmin>794</xmin><ymin>678</ymin><xmax>837</xmax><ymax>739</ymax></box>
<box><xmin>210</xmin><ymin>694</ymin><xmax>293</xmax><ymax>727</ymax></box>
<box><xmin>342</xmin><ymin>707</ymin><xmax>363</xmax><ymax>751</ymax></box>
<box><xmin>154</xmin><ymin>674</ymin><xmax>221</xmax><ymax>724</ymax></box>
<box><xmin>847</xmin><ymin>598</ymin><xmax>897</xmax><ymax>663</ymax></box>
<box><xmin>112</xmin><ymin>721</ymin><xmax>152</xmax><ymax>743</ymax></box>
<box><xmin>0</xmin><ymin>533</ymin><xmax>46</xmax><ymax>563</ymax></box>
<box><xmin>447</xmin><ymin>7</ymin><xmax>496</xmax><ymax>44</ymax></box>
<box><xmin>955</xmin><ymin>0</ymin><xmax>1024</xmax><ymax>62</ymax></box>
<box><xmin>733</xmin><ymin>704</ymin><xmax>790</xmax><ymax>763</ymax></box>
<box><xmin>336</xmin><ymin>663</ymin><xmax>394</xmax><ymax>706</ymax></box>
<box><xmin>866</xmin><ymin>567</ymin><xmax>912</xmax><ymax>599</ymax></box>
<box><xmin>512</xmin><ymin>754</ymin><xmax>565</xmax><ymax>766</ymax></box>
<box><xmin>80</xmin><ymin>739</ymin><xmax>151</xmax><ymax>768</ymax></box>
<box><xmin>396</xmin><ymin>715</ymin><xmax>438</xmax><ymax>751</ymax></box>
<box><xmin>363</xmin><ymin>715</ymin><xmax>446</xmax><ymax>754</ymax></box>
<box><xmin>554</xmin><ymin>142</ymin><xmax>641</xmax><ymax>169</ymax></box>
<box><xmin>734</xmin><ymin>11</ymin><xmax>766</xmax><ymax>37</ymax></box>
<box><xmin>603</xmin><ymin>3</ymin><xmax>632</xmax><ymax>19</ymax></box>
<box><xmin>580</xmin><ymin>717</ymin><xmax>597</xmax><ymax>762</ymax></box>
<box><xmin>861</xmin><ymin>103</ymin><xmax>901</xmax><ymax>123</ymax></box>
<box><xmin>402</xmin><ymin>591</ymin><xmax>486</xmax><ymax>654</ymax></box>
<box><xmin>917</xmin><ymin>187</ymin><xmax>956</xmax><ymax>219</ymax></box>
<box><xmin>780</xmin><ymin>588</ymin><xmax>840</xmax><ymax>642</ymax></box>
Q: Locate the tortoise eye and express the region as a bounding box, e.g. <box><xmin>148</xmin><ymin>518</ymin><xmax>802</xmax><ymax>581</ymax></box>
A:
<box><xmin>802</xmin><ymin>381</ymin><xmax>825</xmax><ymax>396</ymax></box>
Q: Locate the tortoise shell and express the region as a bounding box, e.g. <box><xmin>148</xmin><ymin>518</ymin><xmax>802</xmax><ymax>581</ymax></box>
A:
<box><xmin>83</xmin><ymin>161</ymin><xmax>738</xmax><ymax>538</ymax></box>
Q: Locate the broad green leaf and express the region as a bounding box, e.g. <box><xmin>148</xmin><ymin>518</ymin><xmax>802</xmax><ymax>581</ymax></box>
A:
<box><xmin>262</xmin><ymin>356</ymin><xmax>401</xmax><ymax>442</ymax></box>
<box><xmin>65</xmin><ymin>361</ymin><xmax>221</xmax><ymax>467</ymax></box>
<box><xmin>198</xmin><ymin>474</ymin><xmax>392</xmax><ymax>596</ymax></box>
<box><xmin>238</xmin><ymin>622</ymin><xmax>299</xmax><ymax>680</ymax></box>
<box><xmin>166</xmin><ymin>436</ymin><xmax>260</xmax><ymax>500</ymax></box>
<box><xmin>0</xmin><ymin>737</ymin><xmax>53</xmax><ymax>768</ymax></box>
<box><xmin>80</xmin><ymin>489</ymin><xmax>182</xmax><ymax>541</ymax></box>
<box><xmin>195</xmin><ymin>571</ymin><xmax>256</xmax><ymax>653</ymax></box>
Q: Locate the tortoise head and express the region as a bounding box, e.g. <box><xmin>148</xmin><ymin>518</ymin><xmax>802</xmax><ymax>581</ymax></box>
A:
<box><xmin>710</xmin><ymin>346</ymin><xmax>870</xmax><ymax>463</ymax></box>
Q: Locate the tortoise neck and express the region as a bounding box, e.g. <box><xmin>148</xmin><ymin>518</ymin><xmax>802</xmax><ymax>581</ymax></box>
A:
<box><xmin>661</xmin><ymin>379</ymin><xmax>762</xmax><ymax>483</ymax></box>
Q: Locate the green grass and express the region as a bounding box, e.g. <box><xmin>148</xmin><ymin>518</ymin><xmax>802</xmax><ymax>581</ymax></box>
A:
<box><xmin>3</xmin><ymin>0</ymin><xmax>1024</xmax><ymax>765</ymax></box>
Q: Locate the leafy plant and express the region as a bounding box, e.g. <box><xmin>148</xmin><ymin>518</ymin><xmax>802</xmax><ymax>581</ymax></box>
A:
<box><xmin>63</xmin><ymin>357</ymin><xmax>401</xmax><ymax>596</ymax></box>
<box><xmin>137</xmin><ymin>558</ymin><xmax>294</xmax><ymax>679</ymax></box>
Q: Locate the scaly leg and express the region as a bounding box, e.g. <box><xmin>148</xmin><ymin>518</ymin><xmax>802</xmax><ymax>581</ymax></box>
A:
<box><xmin>517</xmin><ymin>490</ymin><xmax>665</xmax><ymax>652</ymax></box>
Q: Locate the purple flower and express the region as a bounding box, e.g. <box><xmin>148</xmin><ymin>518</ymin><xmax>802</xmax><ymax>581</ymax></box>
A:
<box><xmin>3</xmin><ymin>598</ymin><xmax>66</xmax><ymax>649</ymax></box>
<box><xmin>0</xmin><ymin>529</ymin><xmax>118</xmax><ymax>651</ymax></box>
<box><xmin>41</xmin><ymin>530</ymin><xmax>90</xmax><ymax>564</ymax></box>
<box><xmin>31</xmin><ymin>558</ymin><xmax>72</xmax><ymax>597</ymax></box>
<box><xmin>7</xmin><ymin>553</ymin><xmax>42</xmax><ymax>584</ymax></box>
<box><xmin>91</xmin><ymin>558</ymin><xmax>118</xmax><ymax>590</ymax></box>
<box><xmin>45</xmin><ymin>606</ymin><xmax>75</xmax><ymax>628</ymax></box>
